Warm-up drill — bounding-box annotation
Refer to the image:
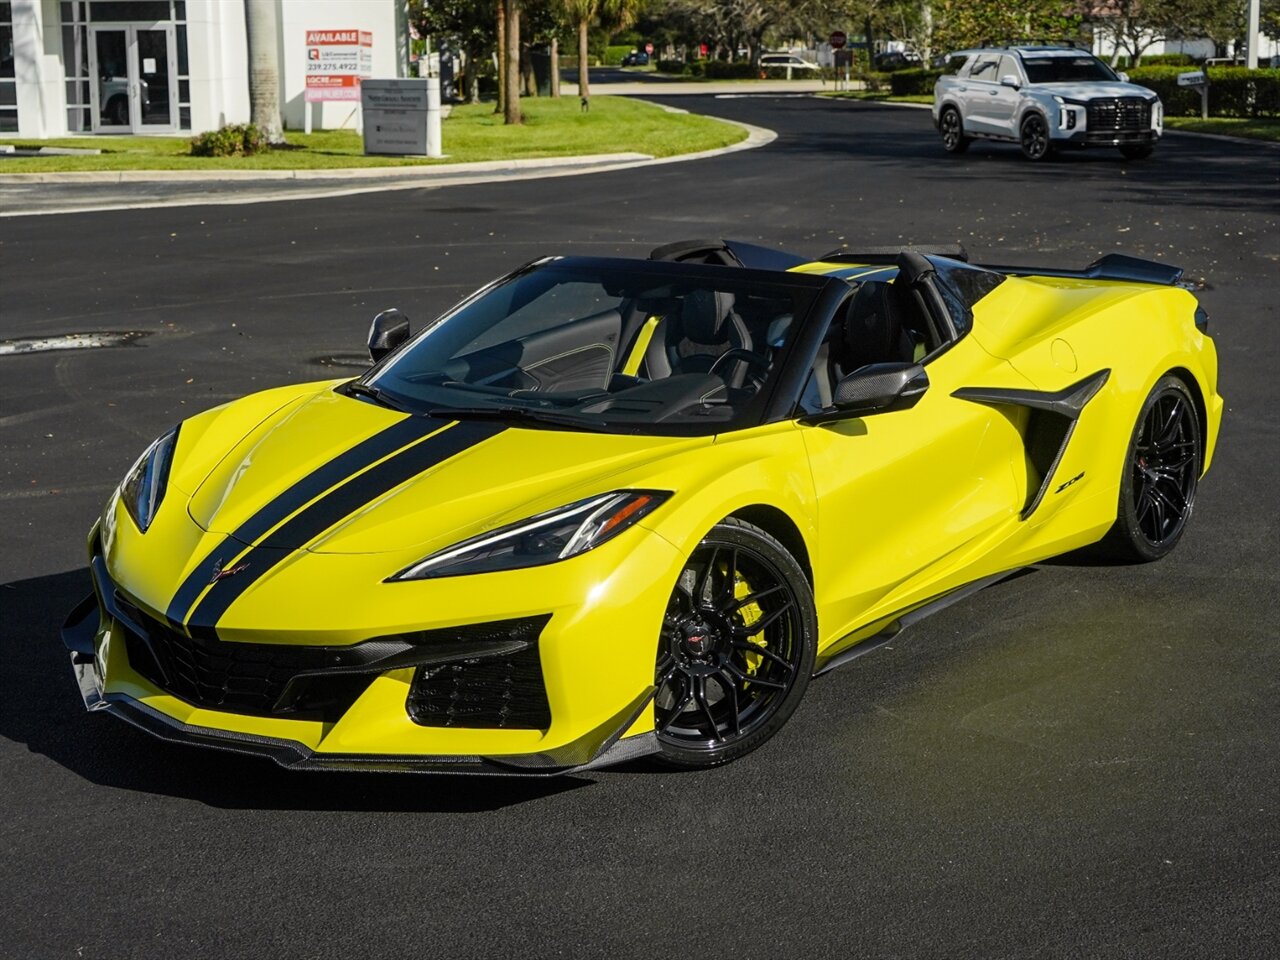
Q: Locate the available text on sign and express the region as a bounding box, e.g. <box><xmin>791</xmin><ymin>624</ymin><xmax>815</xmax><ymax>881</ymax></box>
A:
<box><xmin>305</xmin><ymin>29</ymin><xmax>373</xmax><ymax>102</ymax></box>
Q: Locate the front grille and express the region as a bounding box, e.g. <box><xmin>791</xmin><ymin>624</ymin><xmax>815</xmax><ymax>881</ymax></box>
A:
<box><xmin>407</xmin><ymin>632</ymin><xmax>551</xmax><ymax>730</ymax></box>
<box><xmin>1087</xmin><ymin>97</ymin><xmax>1151</xmax><ymax>133</ymax></box>
<box><xmin>118</xmin><ymin>595</ymin><xmax>379</xmax><ymax>721</ymax></box>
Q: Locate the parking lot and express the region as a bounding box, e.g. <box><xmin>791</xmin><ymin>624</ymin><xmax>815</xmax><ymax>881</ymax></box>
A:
<box><xmin>2</xmin><ymin>95</ymin><xmax>1277</xmax><ymax>958</ymax></box>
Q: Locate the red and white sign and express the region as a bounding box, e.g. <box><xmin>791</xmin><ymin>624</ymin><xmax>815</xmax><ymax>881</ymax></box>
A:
<box><xmin>829</xmin><ymin>31</ymin><xmax>847</xmax><ymax>50</ymax></box>
<box><xmin>644</xmin><ymin>42</ymin><xmax>654</xmax><ymax>55</ymax></box>
<box><xmin>305</xmin><ymin>29</ymin><xmax>373</xmax><ymax>102</ymax></box>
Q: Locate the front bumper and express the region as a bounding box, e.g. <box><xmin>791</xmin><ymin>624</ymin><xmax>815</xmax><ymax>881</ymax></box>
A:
<box><xmin>63</xmin><ymin>591</ymin><xmax>659</xmax><ymax>774</ymax></box>
<box><xmin>66</xmin><ymin>515</ymin><xmax>686</xmax><ymax>773</ymax></box>
<box><xmin>1056</xmin><ymin>129</ymin><xmax>1159</xmax><ymax>146</ymax></box>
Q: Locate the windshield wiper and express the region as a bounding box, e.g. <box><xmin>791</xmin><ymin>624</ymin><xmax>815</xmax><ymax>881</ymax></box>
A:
<box><xmin>428</xmin><ymin>405</ymin><xmax>609</xmax><ymax>432</ymax></box>
<box><xmin>345</xmin><ymin>381</ymin><xmax>409</xmax><ymax>412</ymax></box>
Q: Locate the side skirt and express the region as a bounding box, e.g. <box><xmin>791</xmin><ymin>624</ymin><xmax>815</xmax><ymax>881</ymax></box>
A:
<box><xmin>813</xmin><ymin>568</ymin><xmax>1031</xmax><ymax>677</ymax></box>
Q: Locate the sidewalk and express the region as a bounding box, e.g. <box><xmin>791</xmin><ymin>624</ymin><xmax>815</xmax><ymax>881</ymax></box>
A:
<box><xmin>564</xmin><ymin>79</ymin><xmax>831</xmax><ymax>96</ymax></box>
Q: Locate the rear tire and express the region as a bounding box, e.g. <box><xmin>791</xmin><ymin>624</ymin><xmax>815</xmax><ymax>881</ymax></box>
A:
<box><xmin>1101</xmin><ymin>376</ymin><xmax>1201</xmax><ymax>562</ymax></box>
<box><xmin>940</xmin><ymin>107</ymin><xmax>970</xmax><ymax>154</ymax></box>
<box><xmin>653</xmin><ymin>518</ymin><xmax>816</xmax><ymax>769</ymax></box>
<box><xmin>1120</xmin><ymin>144</ymin><xmax>1154</xmax><ymax>160</ymax></box>
<box><xmin>1020</xmin><ymin>113</ymin><xmax>1053</xmax><ymax>161</ymax></box>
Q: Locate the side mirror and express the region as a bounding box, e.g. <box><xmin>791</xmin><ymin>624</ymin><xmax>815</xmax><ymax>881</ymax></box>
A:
<box><xmin>368</xmin><ymin>308</ymin><xmax>410</xmax><ymax>363</ymax></box>
<box><xmin>999</xmin><ymin>74</ymin><xmax>1021</xmax><ymax>89</ymax></box>
<box><xmin>1117</xmin><ymin>71</ymin><xmax>1130</xmax><ymax>82</ymax></box>
<box><xmin>831</xmin><ymin>362</ymin><xmax>929</xmax><ymax>417</ymax></box>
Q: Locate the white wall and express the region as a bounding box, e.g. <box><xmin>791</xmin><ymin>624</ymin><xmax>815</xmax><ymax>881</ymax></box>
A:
<box><xmin>12</xmin><ymin>0</ymin><xmax>66</xmax><ymax>138</ymax></box>
<box><xmin>277</xmin><ymin>0</ymin><xmax>404</xmax><ymax>131</ymax></box>
<box><xmin>187</xmin><ymin>0</ymin><xmax>250</xmax><ymax>132</ymax></box>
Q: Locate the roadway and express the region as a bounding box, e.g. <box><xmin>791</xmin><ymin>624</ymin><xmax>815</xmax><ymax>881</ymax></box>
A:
<box><xmin>1</xmin><ymin>94</ymin><xmax>1277</xmax><ymax>958</ymax></box>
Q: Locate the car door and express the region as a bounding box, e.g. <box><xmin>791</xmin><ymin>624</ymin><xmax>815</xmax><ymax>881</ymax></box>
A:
<box><xmin>797</xmin><ymin>269</ymin><xmax>1032</xmax><ymax>646</ymax></box>
<box><xmin>986</xmin><ymin>55</ymin><xmax>1024</xmax><ymax>137</ymax></box>
<box><xmin>962</xmin><ymin>55</ymin><xmax>1002</xmax><ymax>135</ymax></box>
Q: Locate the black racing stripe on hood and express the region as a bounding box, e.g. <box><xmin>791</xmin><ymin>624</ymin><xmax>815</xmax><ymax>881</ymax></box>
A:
<box><xmin>165</xmin><ymin>416</ymin><xmax>435</xmax><ymax>624</ymax></box>
<box><xmin>184</xmin><ymin>420</ymin><xmax>505</xmax><ymax>635</ymax></box>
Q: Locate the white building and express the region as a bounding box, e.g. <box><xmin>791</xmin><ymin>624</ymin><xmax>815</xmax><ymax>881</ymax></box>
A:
<box><xmin>1</xmin><ymin>0</ymin><xmax>409</xmax><ymax>138</ymax></box>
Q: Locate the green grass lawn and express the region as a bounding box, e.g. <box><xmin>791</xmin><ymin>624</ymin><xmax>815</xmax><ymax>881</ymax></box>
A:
<box><xmin>1163</xmin><ymin>116</ymin><xmax>1280</xmax><ymax>143</ymax></box>
<box><xmin>0</xmin><ymin>96</ymin><xmax>746</xmax><ymax>173</ymax></box>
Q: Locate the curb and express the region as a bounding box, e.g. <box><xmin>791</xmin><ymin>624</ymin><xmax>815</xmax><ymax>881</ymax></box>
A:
<box><xmin>0</xmin><ymin>117</ymin><xmax>775</xmax><ymax>217</ymax></box>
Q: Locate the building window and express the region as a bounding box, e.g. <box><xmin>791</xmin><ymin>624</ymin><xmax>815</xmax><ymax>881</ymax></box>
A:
<box><xmin>1</xmin><ymin>2</ymin><xmax>17</xmax><ymax>133</ymax></box>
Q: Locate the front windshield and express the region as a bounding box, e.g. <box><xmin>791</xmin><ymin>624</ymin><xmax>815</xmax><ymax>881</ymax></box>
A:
<box><xmin>361</xmin><ymin>258</ymin><xmax>826</xmax><ymax>436</ymax></box>
<box><xmin>1023</xmin><ymin>55</ymin><xmax>1119</xmax><ymax>84</ymax></box>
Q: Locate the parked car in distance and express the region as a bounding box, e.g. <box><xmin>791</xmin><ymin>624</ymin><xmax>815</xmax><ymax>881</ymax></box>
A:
<box><xmin>621</xmin><ymin>50</ymin><xmax>650</xmax><ymax>67</ymax></box>
<box><xmin>874</xmin><ymin>50</ymin><xmax>922</xmax><ymax>71</ymax></box>
<box><xmin>933</xmin><ymin>45</ymin><xmax>1163</xmax><ymax>161</ymax></box>
<box><xmin>760</xmin><ymin>53</ymin><xmax>821</xmax><ymax>74</ymax></box>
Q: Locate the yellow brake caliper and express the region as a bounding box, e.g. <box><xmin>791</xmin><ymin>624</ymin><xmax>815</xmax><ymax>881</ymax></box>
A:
<box><xmin>734</xmin><ymin>572</ymin><xmax>767</xmax><ymax>680</ymax></box>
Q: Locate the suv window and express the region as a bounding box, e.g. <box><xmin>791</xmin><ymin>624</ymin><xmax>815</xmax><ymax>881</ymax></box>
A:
<box><xmin>997</xmin><ymin>55</ymin><xmax>1020</xmax><ymax>82</ymax></box>
<box><xmin>969</xmin><ymin>56</ymin><xmax>999</xmax><ymax>82</ymax></box>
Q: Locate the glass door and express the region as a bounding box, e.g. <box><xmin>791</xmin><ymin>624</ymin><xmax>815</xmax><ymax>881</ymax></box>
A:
<box><xmin>134</xmin><ymin>28</ymin><xmax>174</xmax><ymax>129</ymax></box>
<box><xmin>90</xmin><ymin>28</ymin><xmax>131</xmax><ymax>130</ymax></box>
<box><xmin>89</xmin><ymin>24</ymin><xmax>176</xmax><ymax>133</ymax></box>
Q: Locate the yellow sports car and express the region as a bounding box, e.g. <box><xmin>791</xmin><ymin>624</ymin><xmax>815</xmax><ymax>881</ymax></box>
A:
<box><xmin>62</xmin><ymin>241</ymin><xmax>1222</xmax><ymax>772</ymax></box>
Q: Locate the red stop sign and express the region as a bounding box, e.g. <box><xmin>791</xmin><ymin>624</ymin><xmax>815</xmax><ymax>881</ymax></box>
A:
<box><xmin>829</xmin><ymin>31</ymin><xmax>847</xmax><ymax>49</ymax></box>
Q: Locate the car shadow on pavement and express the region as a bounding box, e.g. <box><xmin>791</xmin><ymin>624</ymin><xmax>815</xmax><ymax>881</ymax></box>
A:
<box><xmin>0</xmin><ymin>569</ymin><xmax>592</xmax><ymax>812</ymax></box>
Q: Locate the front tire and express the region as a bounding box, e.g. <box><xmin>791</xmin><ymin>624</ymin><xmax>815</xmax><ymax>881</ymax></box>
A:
<box><xmin>653</xmin><ymin>518</ymin><xmax>816</xmax><ymax>769</ymax></box>
<box><xmin>1020</xmin><ymin>113</ymin><xmax>1053</xmax><ymax>161</ymax></box>
<box><xmin>1102</xmin><ymin>375</ymin><xmax>1201</xmax><ymax>562</ymax></box>
<box><xmin>940</xmin><ymin>107</ymin><xmax>970</xmax><ymax>154</ymax></box>
<box><xmin>1120</xmin><ymin>144</ymin><xmax>1154</xmax><ymax>160</ymax></box>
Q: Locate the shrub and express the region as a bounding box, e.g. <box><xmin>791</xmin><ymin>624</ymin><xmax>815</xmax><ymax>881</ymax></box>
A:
<box><xmin>604</xmin><ymin>44</ymin><xmax>633</xmax><ymax>66</ymax></box>
<box><xmin>703</xmin><ymin>60</ymin><xmax>759</xmax><ymax>80</ymax></box>
<box><xmin>657</xmin><ymin>58</ymin><xmax>686</xmax><ymax>74</ymax></box>
<box><xmin>889</xmin><ymin>68</ymin><xmax>942</xmax><ymax>96</ymax></box>
<box><xmin>855</xmin><ymin>70</ymin><xmax>894</xmax><ymax>92</ymax></box>
<box><xmin>1139</xmin><ymin>53</ymin><xmax>1199</xmax><ymax>66</ymax></box>
<box><xmin>1128</xmin><ymin>66</ymin><xmax>1280</xmax><ymax>117</ymax></box>
<box><xmin>190</xmin><ymin>123</ymin><xmax>270</xmax><ymax>157</ymax></box>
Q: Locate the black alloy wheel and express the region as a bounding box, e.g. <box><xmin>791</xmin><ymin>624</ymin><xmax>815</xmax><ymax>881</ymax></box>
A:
<box><xmin>1103</xmin><ymin>375</ymin><xmax>1201</xmax><ymax>562</ymax></box>
<box><xmin>940</xmin><ymin>107</ymin><xmax>970</xmax><ymax>154</ymax></box>
<box><xmin>1020</xmin><ymin>113</ymin><xmax>1052</xmax><ymax>161</ymax></box>
<box><xmin>653</xmin><ymin>518</ymin><xmax>815</xmax><ymax>768</ymax></box>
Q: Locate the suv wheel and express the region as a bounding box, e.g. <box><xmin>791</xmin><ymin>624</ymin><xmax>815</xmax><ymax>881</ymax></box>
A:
<box><xmin>940</xmin><ymin>106</ymin><xmax>970</xmax><ymax>154</ymax></box>
<box><xmin>1020</xmin><ymin>113</ymin><xmax>1053</xmax><ymax>161</ymax></box>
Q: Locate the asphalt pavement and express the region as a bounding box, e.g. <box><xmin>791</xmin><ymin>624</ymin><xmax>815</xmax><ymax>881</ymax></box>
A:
<box><xmin>1</xmin><ymin>95</ymin><xmax>1278</xmax><ymax>959</ymax></box>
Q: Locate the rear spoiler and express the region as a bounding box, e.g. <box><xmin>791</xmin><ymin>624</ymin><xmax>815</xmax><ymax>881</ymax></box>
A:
<box><xmin>981</xmin><ymin>253</ymin><xmax>1185</xmax><ymax>287</ymax></box>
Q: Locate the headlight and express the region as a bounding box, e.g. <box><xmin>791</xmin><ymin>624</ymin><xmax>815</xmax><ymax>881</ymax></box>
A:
<box><xmin>389</xmin><ymin>490</ymin><xmax>670</xmax><ymax>581</ymax></box>
<box><xmin>119</xmin><ymin>426</ymin><xmax>179</xmax><ymax>533</ymax></box>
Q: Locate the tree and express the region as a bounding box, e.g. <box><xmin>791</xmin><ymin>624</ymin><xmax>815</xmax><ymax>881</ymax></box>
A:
<box><xmin>505</xmin><ymin>0</ymin><xmax>523</xmax><ymax>123</ymax></box>
<box><xmin>929</xmin><ymin>0</ymin><xmax>1083</xmax><ymax>56</ymax></box>
<box><xmin>243</xmin><ymin>0</ymin><xmax>284</xmax><ymax>143</ymax></box>
<box><xmin>563</xmin><ymin>0</ymin><xmax>641</xmax><ymax>101</ymax></box>
<box><xmin>408</xmin><ymin>0</ymin><xmax>496</xmax><ymax>104</ymax></box>
<box><xmin>1087</xmin><ymin>0</ymin><xmax>1246</xmax><ymax>66</ymax></box>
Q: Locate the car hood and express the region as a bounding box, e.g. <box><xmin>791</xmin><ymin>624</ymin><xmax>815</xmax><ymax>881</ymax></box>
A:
<box><xmin>185</xmin><ymin>386</ymin><xmax>700</xmax><ymax>555</ymax></box>
<box><xmin>1031</xmin><ymin>81</ymin><xmax>1157</xmax><ymax>101</ymax></box>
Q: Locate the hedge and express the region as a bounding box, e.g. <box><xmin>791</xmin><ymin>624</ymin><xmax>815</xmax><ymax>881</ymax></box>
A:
<box><xmin>889</xmin><ymin>68</ymin><xmax>942</xmax><ymax>96</ymax></box>
<box><xmin>657</xmin><ymin>58</ymin><xmax>686</xmax><ymax>74</ymax></box>
<box><xmin>1128</xmin><ymin>66</ymin><xmax>1280</xmax><ymax>117</ymax></box>
<box><xmin>703</xmin><ymin>60</ymin><xmax>760</xmax><ymax>80</ymax></box>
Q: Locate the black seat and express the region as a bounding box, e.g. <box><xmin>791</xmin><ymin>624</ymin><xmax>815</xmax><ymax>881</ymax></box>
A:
<box><xmin>642</xmin><ymin>289</ymin><xmax>753</xmax><ymax>386</ymax></box>
<box><xmin>834</xmin><ymin>281</ymin><xmax>917</xmax><ymax>377</ymax></box>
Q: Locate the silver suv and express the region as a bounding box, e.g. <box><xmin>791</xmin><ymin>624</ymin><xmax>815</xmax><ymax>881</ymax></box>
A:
<box><xmin>932</xmin><ymin>45</ymin><xmax>1163</xmax><ymax>161</ymax></box>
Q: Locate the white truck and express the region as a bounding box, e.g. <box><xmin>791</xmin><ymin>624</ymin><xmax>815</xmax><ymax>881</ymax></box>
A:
<box><xmin>932</xmin><ymin>45</ymin><xmax>1163</xmax><ymax>161</ymax></box>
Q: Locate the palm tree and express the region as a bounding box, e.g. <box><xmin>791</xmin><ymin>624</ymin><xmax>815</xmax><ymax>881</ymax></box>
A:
<box><xmin>563</xmin><ymin>0</ymin><xmax>640</xmax><ymax>102</ymax></box>
<box><xmin>243</xmin><ymin>0</ymin><xmax>284</xmax><ymax>142</ymax></box>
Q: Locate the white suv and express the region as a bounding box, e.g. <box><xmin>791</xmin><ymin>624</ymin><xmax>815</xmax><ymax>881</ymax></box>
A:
<box><xmin>932</xmin><ymin>45</ymin><xmax>1163</xmax><ymax>161</ymax></box>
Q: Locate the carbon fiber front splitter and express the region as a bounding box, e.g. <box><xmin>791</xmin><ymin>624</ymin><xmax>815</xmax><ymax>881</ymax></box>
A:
<box><xmin>63</xmin><ymin>595</ymin><xmax>659</xmax><ymax>776</ymax></box>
